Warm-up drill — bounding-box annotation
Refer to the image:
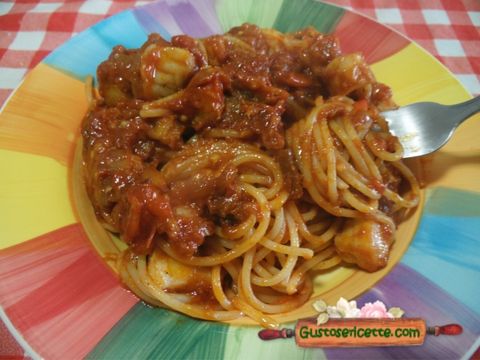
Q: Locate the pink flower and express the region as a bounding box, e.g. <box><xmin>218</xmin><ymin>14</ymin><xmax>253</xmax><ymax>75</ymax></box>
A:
<box><xmin>359</xmin><ymin>301</ymin><xmax>394</xmax><ymax>319</ymax></box>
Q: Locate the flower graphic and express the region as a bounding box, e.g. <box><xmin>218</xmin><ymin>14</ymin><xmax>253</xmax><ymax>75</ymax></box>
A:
<box><xmin>359</xmin><ymin>301</ymin><xmax>393</xmax><ymax>318</ymax></box>
<box><xmin>327</xmin><ymin>297</ymin><xmax>361</xmax><ymax>318</ymax></box>
<box><xmin>313</xmin><ymin>297</ymin><xmax>404</xmax><ymax>324</ymax></box>
<box><xmin>313</xmin><ymin>299</ymin><xmax>327</xmax><ymax>313</ymax></box>
<box><xmin>387</xmin><ymin>307</ymin><xmax>405</xmax><ymax>318</ymax></box>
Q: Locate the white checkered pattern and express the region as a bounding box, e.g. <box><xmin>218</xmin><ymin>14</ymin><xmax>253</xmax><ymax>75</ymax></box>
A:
<box><xmin>375</xmin><ymin>8</ymin><xmax>403</xmax><ymax>24</ymax></box>
<box><xmin>457</xmin><ymin>74</ymin><xmax>480</xmax><ymax>94</ymax></box>
<box><xmin>0</xmin><ymin>68</ymin><xmax>27</xmax><ymax>89</ymax></box>
<box><xmin>434</xmin><ymin>39</ymin><xmax>466</xmax><ymax>57</ymax></box>
<box><xmin>467</xmin><ymin>11</ymin><xmax>480</xmax><ymax>26</ymax></box>
<box><xmin>9</xmin><ymin>32</ymin><xmax>46</xmax><ymax>51</ymax></box>
<box><xmin>31</xmin><ymin>3</ymin><xmax>63</xmax><ymax>13</ymax></box>
<box><xmin>422</xmin><ymin>9</ymin><xmax>451</xmax><ymax>25</ymax></box>
<box><xmin>0</xmin><ymin>2</ymin><xmax>14</xmax><ymax>16</ymax></box>
<box><xmin>79</xmin><ymin>0</ymin><xmax>112</xmax><ymax>14</ymax></box>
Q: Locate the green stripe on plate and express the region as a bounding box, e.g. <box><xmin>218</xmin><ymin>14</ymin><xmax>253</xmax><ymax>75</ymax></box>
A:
<box><xmin>273</xmin><ymin>0</ymin><xmax>344</xmax><ymax>33</ymax></box>
<box><xmin>224</xmin><ymin>322</ymin><xmax>321</xmax><ymax>360</ymax></box>
<box><xmin>424</xmin><ymin>186</ymin><xmax>480</xmax><ymax>216</ymax></box>
<box><xmin>87</xmin><ymin>303</ymin><xmax>229</xmax><ymax>359</ymax></box>
<box><xmin>216</xmin><ymin>0</ymin><xmax>284</xmax><ymax>30</ymax></box>
<box><xmin>215</xmin><ymin>0</ymin><xmax>344</xmax><ymax>34</ymax></box>
<box><xmin>87</xmin><ymin>302</ymin><xmax>326</xmax><ymax>359</ymax></box>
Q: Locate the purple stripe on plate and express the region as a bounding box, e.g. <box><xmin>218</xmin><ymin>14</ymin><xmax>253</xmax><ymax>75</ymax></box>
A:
<box><xmin>324</xmin><ymin>263</ymin><xmax>479</xmax><ymax>359</ymax></box>
<box><xmin>135</xmin><ymin>0</ymin><xmax>220</xmax><ymax>37</ymax></box>
<box><xmin>168</xmin><ymin>0</ymin><xmax>221</xmax><ymax>37</ymax></box>
<box><xmin>134</xmin><ymin>2</ymin><xmax>178</xmax><ymax>37</ymax></box>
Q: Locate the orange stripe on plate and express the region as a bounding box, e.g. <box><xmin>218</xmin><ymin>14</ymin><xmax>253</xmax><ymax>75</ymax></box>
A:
<box><xmin>0</xmin><ymin>224</ymin><xmax>138</xmax><ymax>359</ymax></box>
<box><xmin>0</xmin><ymin>63</ymin><xmax>87</xmax><ymax>166</ymax></box>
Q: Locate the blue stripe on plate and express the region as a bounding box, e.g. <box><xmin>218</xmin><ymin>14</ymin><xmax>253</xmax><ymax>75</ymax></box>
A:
<box><xmin>43</xmin><ymin>10</ymin><xmax>164</xmax><ymax>80</ymax></box>
<box><xmin>401</xmin><ymin>187</ymin><xmax>480</xmax><ymax>315</ymax></box>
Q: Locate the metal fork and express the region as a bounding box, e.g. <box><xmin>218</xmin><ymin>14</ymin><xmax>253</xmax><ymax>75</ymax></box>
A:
<box><xmin>382</xmin><ymin>96</ymin><xmax>480</xmax><ymax>158</ymax></box>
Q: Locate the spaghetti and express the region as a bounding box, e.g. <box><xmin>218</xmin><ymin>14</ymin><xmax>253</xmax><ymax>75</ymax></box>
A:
<box><xmin>81</xmin><ymin>24</ymin><xmax>419</xmax><ymax>327</ymax></box>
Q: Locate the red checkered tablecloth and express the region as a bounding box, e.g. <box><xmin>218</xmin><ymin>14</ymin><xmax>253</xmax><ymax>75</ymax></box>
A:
<box><xmin>0</xmin><ymin>0</ymin><xmax>479</xmax><ymax>106</ymax></box>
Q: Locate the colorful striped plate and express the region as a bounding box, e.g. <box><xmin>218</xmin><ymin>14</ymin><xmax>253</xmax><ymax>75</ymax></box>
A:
<box><xmin>0</xmin><ymin>0</ymin><xmax>479</xmax><ymax>359</ymax></box>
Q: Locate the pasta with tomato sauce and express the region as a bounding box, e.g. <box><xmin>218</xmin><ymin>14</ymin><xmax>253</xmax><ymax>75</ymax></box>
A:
<box><xmin>81</xmin><ymin>24</ymin><xmax>419</xmax><ymax>327</ymax></box>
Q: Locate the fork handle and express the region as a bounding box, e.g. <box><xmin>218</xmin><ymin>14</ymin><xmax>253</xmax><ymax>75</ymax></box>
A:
<box><xmin>451</xmin><ymin>96</ymin><xmax>480</xmax><ymax>125</ymax></box>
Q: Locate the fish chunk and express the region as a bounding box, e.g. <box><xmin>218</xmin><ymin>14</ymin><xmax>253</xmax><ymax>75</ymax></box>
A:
<box><xmin>334</xmin><ymin>219</ymin><xmax>393</xmax><ymax>272</ymax></box>
<box><xmin>148</xmin><ymin>249</ymin><xmax>211</xmax><ymax>290</ymax></box>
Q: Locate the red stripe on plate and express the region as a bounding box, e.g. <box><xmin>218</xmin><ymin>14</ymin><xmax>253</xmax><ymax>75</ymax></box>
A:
<box><xmin>0</xmin><ymin>224</ymin><xmax>138</xmax><ymax>359</ymax></box>
<box><xmin>0</xmin><ymin>319</ymin><xmax>25</xmax><ymax>359</ymax></box>
<box><xmin>335</xmin><ymin>11</ymin><xmax>410</xmax><ymax>64</ymax></box>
